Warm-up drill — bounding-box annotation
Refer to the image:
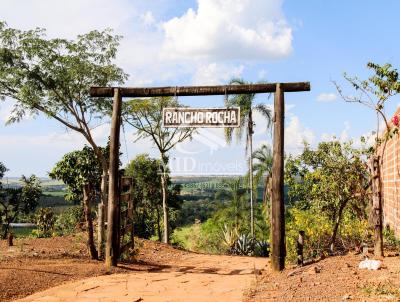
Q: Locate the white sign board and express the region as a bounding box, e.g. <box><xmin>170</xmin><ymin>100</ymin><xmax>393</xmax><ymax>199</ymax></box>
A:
<box><xmin>163</xmin><ymin>107</ymin><xmax>240</xmax><ymax>128</ymax></box>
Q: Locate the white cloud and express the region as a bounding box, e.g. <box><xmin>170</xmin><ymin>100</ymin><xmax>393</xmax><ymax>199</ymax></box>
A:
<box><xmin>258</xmin><ymin>69</ymin><xmax>268</xmax><ymax>80</ymax></box>
<box><xmin>321</xmin><ymin>121</ymin><xmax>350</xmax><ymax>143</ymax></box>
<box><xmin>0</xmin><ymin>1</ymin><xmax>298</xmax><ymax>176</ymax></box>
<box><xmin>141</xmin><ymin>11</ymin><xmax>156</xmax><ymax>27</ymax></box>
<box><xmin>0</xmin><ymin>0</ymin><xmax>293</xmax><ymax>88</ymax></box>
<box><xmin>317</xmin><ymin>93</ymin><xmax>337</xmax><ymax>102</ymax></box>
<box><xmin>285</xmin><ymin>116</ymin><xmax>315</xmax><ymax>154</ymax></box>
<box><xmin>0</xmin><ymin>0</ymin><xmax>135</xmax><ymax>39</ymax></box>
<box><xmin>192</xmin><ymin>63</ymin><xmax>244</xmax><ymax>85</ymax></box>
<box><xmin>161</xmin><ymin>0</ymin><xmax>292</xmax><ymax>61</ymax></box>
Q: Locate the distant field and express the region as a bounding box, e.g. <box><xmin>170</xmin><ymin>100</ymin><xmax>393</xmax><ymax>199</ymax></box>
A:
<box><xmin>43</xmin><ymin>191</ymin><xmax>66</xmax><ymax>197</ymax></box>
<box><xmin>3</xmin><ymin>177</ymin><xmax>64</xmax><ymax>186</ymax></box>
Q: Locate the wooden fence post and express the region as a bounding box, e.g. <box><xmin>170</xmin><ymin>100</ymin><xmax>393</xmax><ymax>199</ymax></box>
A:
<box><xmin>271</xmin><ymin>83</ymin><xmax>286</xmax><ymax>271</ymax></box>
<box><xmin>105</xmin><ymin>88</ymin><xmax>122</xmax><ymax>269</ymax></box>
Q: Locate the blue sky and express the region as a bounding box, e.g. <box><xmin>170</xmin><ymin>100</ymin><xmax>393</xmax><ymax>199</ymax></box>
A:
<box><xmin>1</xmin><ymin>0</ymin><xmax>400</xmax><ymax>177</ymax></box>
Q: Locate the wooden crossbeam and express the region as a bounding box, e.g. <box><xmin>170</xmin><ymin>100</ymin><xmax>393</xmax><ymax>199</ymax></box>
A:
<box><xmin>90</xmin><ymin>82</ymin><xmax>310</xmax><ymax>98</ymax></box>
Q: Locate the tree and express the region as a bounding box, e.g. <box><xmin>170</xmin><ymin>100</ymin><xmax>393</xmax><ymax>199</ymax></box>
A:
<box><xmin>125</xmin><ymin>154</ymin><xmax>163</xmax><ymax>240</ymax></box>
<box><xmin>49</xmin><ymin>146</ymin><xmax>105</xmax><ymax>259</ymax></box>
<box><xmin>225</xmin><ymin>78</ymin><xmax>272</xmax><ymax>238</ymax></box>
<box><xmin>125</xmin><ymin>154</ymin><xmax>183</xmax><ymax>240</ymax></box>
<box><xmin>0</xmin><ymin>21</ymin><xmax>127</xmax><ymax>209</ymax></box>
<box><xmin>334</xmin><ymin>62</ymin><xmax>400</xmax><ymax>256</ymax></box>
<box><xmin>0</xmin><ymin>162</ymin><xmax>6</xmax><ymax>182</ymax></box>
<box><xmin>252</xmin><ymin>144</ymin><xmax>273</xmax><ymax>202</ymax></box>
<box><xmin>124</xmin><ymin>97</ymin><xmax>194</xmax><ymax>243</ymax></box>
<box><xmin>223</xmin><ymin>177</ymin><xmax>247</xmax><ymax>231</ymax></box>
<box><xmin>285</xmin><ymin>141</ymin><xmax>369</xmax><ymax>253</ymax></box>
<box><xmin>0</xmin><ymin>173</ymin><xmax>42</xmax><ymax>239</ymax></box>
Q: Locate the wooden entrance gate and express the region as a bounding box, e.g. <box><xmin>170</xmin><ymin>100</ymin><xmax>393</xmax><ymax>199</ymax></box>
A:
<box><xmin>90</xmin><ymin>82</ymin><xmax>310</xmax><ymax>271</ymax></box>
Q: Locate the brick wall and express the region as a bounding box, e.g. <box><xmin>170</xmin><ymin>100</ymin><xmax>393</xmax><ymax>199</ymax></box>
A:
<box><xmin>379</xmin><ymin>107</ymin><xmax>400</xmax><ymax>237</ymax></box>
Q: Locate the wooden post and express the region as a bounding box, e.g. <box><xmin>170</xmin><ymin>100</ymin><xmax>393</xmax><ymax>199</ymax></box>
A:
<box><xmin>297</xmin><ymin>230</ymin><xmax>305</xmax><ymax>266</ymax></box>
<box><xmin>105</xmin><ymin>88</ymin><xmax>122</xmax><ymax>269</ymax></box>
<box><xmin>97</xmin><ymin>202</ymin><xmax>105</xmax><ymax>259</ymax></box>
<box><xmin>271</xmin><ymin>83</ymin><xmax>286</xmax><ymax>271</ymax></box>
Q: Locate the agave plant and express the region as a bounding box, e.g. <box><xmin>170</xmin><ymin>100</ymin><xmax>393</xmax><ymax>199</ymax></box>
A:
<box><xmin>254</xmin><ymin>240</ymin><xmax>270</xmax><ymax>257</ymax></box>
<box><xmin>231</xmin><ymin>234</ymin><xmax>257</xmax><ymax>256</ymax></box>
<box><xmin>221</xmin><ymin>224</ymin><xmax>239</xmax><ymax>253</ymax></box>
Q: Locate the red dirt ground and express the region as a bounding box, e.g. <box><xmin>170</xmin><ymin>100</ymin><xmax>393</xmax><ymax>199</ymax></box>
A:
<box><xmin>1</xmin><ymin>234</ymin><xmax>400</xmax><ymax>302</ymax></box>
<box><xmin>246</xmin><ymin>252</ymin><xmax>400</xmax><ymax>302</ymax></box>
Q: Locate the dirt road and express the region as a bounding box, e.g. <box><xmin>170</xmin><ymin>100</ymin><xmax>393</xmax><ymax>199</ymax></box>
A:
<box><xmin>14</xmin><ymin>253</ymin><xmax>267</xmax><ymax>302</ymax></box>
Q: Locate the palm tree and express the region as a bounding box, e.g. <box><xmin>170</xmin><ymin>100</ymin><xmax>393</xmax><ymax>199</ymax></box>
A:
<box><xmin>224</xmin><ymin>78</ymin><xmax>272</xmax><ymax>238</ymax></box>
<box><xmin>251</xmin><ymin>144</ymin><xmax>273</xmax><ymax>221</ymax></box>
<box><xmin>224</xmin><ymin>177</ymin><xmax>247</xmax><ymax>230</ymax></box>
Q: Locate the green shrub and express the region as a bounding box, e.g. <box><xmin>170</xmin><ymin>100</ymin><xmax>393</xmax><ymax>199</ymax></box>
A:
<box><xmin>383</xmin><ymin>227</ymin><xmax>400</xmax><ymax>250</ymax></box>
<box><xmin>54</xmin><ymin>206</ymin><xmax>84</xmax><ymax>235</ymax></box>
<box><xmin>33</xmin><ymin>207</ymin><xmax>55</xmax><ymax>238</ymax></box>
<box><xmin>171</xmin><ymin>219</ymin><xmax>228</xmax><ymax>254</ymax></box>
<box><xmin>171</xmin><ymin>224</ymin><xmax>202</xmax><ymax>251</ymax></box>
<box><xmin>285</xmin><ymin>208</ymin><xmax>370</xmax><ymax>263</ymax></box>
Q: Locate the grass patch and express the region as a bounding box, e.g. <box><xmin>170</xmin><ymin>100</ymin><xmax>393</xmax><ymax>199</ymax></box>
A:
<box><xmin>360</xmin><ymin>282</ymin><xmax>400</xmax><ymax>299</ymax></box>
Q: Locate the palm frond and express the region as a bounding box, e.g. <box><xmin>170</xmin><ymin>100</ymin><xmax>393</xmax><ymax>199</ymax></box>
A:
<box><xmin>254</xmin><ymin>103</ymin><xmax>273</xmax><ymax>129</ymax></box>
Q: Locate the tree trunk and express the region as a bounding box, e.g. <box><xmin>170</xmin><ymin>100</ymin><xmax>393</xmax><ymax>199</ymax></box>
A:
<box><xmin>83</xmin><ymin>184</ymin><xmax>98</xmax><ymax>260</ymax></box>
<box><xmin>369</xmin><ymin>156</ymin><xmax>384</xmax><ymax>257</ymax></box>
<box><xmin>1</xmin><ymin>207</ymin><xmax>10</xmax><ymax>239</ymax></box>
<box><xmin>156</xmin><ymin>207</ymin><xmax>162</xmax><ymax>242</ymax></box>
<box><xmin>97</xmin><ymin>171</ymin><xmax>107</xmax><ymax>259</ymax></box>
<box><xmin>2</xmin><ymin>223</ymin><xmax>9</xmax><ymax>240</ymax></box>
<box><xmin>97</xmin><ymin>202</ymin><xmax>105</xmax><ymax>259</ymax></box>
<box><xmin>262</xmin><ymin>176</ymin><xmax>271</xmax><ymax>222</ymax></box>
<box><xmin>248</xmin><ymin>110</ymin><xmax>255</xmax><ymax>238</ymax></box>
<box><xmin>160</xmin><ymin>153</ymin><xmax>169</xmax><ymax>244</ymax></box>
<box><xmin>161</xmin><ymin>172</ymin><xmax>169</xmax><ymax>244</ymax></box>
<box><xmin>83</xmin><ymin>136</ymin><xmax>108</xmax><ymax>260</ymax></box>
<box><xmin>329</xmin><ymin>200</ymin><xmax>347</xmax><ymax>253</ymax></box>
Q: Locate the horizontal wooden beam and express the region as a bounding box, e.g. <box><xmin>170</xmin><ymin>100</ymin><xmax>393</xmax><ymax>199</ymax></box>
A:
<box><xmin>90</xmin><ymin>82</ymin><xmax>310</xmax><ymax>98</ymax></box>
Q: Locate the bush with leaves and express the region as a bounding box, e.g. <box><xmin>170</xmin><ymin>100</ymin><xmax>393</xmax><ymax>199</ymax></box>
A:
<box><xmin>285</xmin><ymin>208</ymin><xmax>370</xmax><ymax>262</ymax></box>
<box><xmin>54</xmin><ymin>206</ymin><xmax>84</xmax><ymax>236</ymax></box>
<box><xmin>33</xmin><ymin>207</ymin><xmax>55</xmax><ymax>238</ymax></box>
<box><xmin>285</xmin><ymin>140</ymin><xmax>370</xmax><ymax>254</ymax></box>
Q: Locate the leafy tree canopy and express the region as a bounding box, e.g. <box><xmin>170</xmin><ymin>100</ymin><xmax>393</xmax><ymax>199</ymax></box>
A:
<box><xmin>49</xmin><ymin>146</ymin><xmax>104</xmax><ymax>202</ymax></box>
<box><xmin>124</xmin><ymin>96</ymin><xmax>194</xmax><ymax>162</ymax></box>
<box><xmin>0</xmin><ymin>22</ymin><xmax>127</xmax><ymax>169</ymax></box>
